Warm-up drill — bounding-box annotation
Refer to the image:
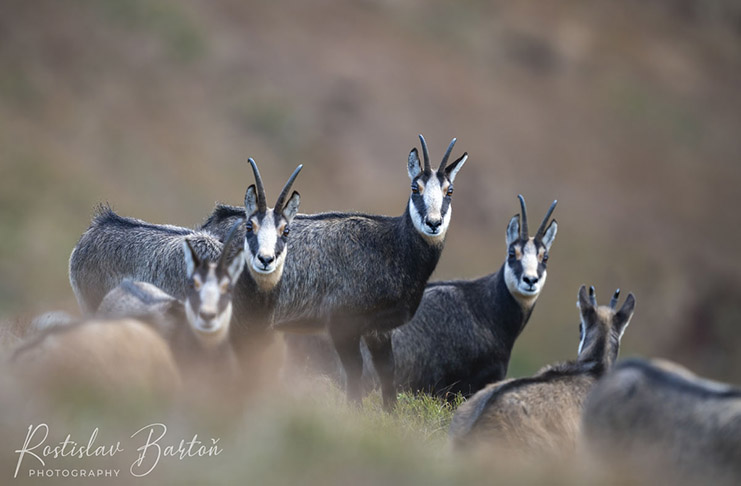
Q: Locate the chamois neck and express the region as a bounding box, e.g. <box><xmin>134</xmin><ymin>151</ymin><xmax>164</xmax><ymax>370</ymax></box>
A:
<box><xmin>482</xmin><ymin>265</ymin><xmax>531</xmax><ymax>344</ymax></box>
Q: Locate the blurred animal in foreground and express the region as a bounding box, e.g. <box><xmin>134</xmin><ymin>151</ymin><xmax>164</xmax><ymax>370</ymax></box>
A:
<box><xmin>284</xmin><ymin>195</ymin><xmax>557</xmax><ymax>399</ymax></box>
<box><xmin>201</xmin><ymin>135</ymin><xmax>468</xmax><ymax>409</ymax></box>
<box><xmin>97</xmin><ymin>220</ymin><xmax>245</xmax><ymax>381</ymax></box>
<box><xmin>449</xmin><ymin>285</ymin><xmax>635</xmax><ymax>455</ymax></box>
<box><xmin>581</xmin><ymin>357</ymin><xmax>741</xmax><ymax>486</ymax></box>
<box><xmin>8</xmin><ymin>318</ymin><xmax>181</xmax><ymax>401</ymax></box>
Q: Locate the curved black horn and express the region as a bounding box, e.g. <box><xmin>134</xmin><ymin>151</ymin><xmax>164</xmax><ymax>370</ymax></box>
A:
<box><xmin>437</xmin><ymin>138</ymin><xmax>457</xmax><ymax>174</ymax></box>
<box><xmin>589</xmin><ymin>286</ymin><xmax>597</xmax><ymax>306</ymax></box>
<box><xmin>518</xmin><ymin>194</ymin><xmax>529</xmax><ymax>239</ymax></box>
<box><xmin>248</xmin><ymin>158</ymin><xmax>267</xmax><ymax>212</ymax></box>
<box><xmin>418</xmin><ymin>134</ymin><xmax>431</xmax><ymax>173</ymax></box>
<box><xmin>275</xmin><ymin>164</ymin><xmax>303</xmax><ymax>211</ymax></box>
<box><xmin>610</xmin><ymin>289</ymin><xmax>621</xmax><ymax>309</ymax></box>
<box><xmin>535</xmin><ymin>200</ymin><xmax>558</xmax><ymax>239</ymax></box>
<box><xmin>217</xmin><ymin>218</ymin><xmax>245</xmax><ymax>271</ymax></box>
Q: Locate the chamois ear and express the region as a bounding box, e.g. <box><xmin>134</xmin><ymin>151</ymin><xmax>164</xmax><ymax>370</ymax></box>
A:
<box><xmin>614</xmin><ymin>293</ymin><xmax>636</xmax><ymax>338</ymax></box>
<box><xmin>245</xmin><ymin>184</ymin><xmax>259</xmax><ymax>216</ymax></box>
<box><xmin>227</xmin><ymin>249</ymin><xmax>245</xmax><ymax>282</ymax></box>
<box><xmin>282</xmin><ymin>191</ymin><xmax>300</xmax><ymax>223</ymax></box>
<box><xmin>577</xmin><ymin>285</ymin><xmax>592</xmax><ymax>311</ymax></box>
<box><xmin>542</xmin><ymin>220</ymin><xmax>558</xmax><ymax>252</ymax></box>
<box><xmin>182</xmin><ymin>239</ymin><xmax>200</xmax><ymax>277</ymax></box>
<box><xmin>506</xmin><ymin>215</ymin><xmax>520</xmax><ymax>247</ymax></box>
<box><xmin>445</xmin><ymin>153</ymin><xmax>468</xmax><ymax>183</ymax></box>
<box><xmin>408</xmin><ymin>148</ymin><xmax>422</xmax><ymax>181</ymax></box>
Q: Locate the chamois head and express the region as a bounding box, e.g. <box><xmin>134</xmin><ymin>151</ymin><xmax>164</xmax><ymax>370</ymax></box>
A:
<box><xmin>407</xmin><ymin>135</ymin><xmax>467</xmax><ymax>243</ymax></box>
<box><xmin>183</xmin><ymin>221</ymin><xmax>245</xmax><ymax>346</ymax></box>
<box><xmin>243</xmin><ymin>159</ymin><xmax>302</xmax><ymax>285</ymax></box>
<box><xmin>577</xmin><ymin>285</ymin><xmax>636</xmax><ymax>369</ymax></box>
<box><xmin>505</xmin><ymin>195</ymin><xmax>558</xmax><ymax>303</ymax></box>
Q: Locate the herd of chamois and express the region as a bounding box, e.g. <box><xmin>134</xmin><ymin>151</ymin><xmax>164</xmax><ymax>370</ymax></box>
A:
<box><xmin>6</xmin><ymin>135</ymin><xmax>741</xmax><ymax>483</ymax></box>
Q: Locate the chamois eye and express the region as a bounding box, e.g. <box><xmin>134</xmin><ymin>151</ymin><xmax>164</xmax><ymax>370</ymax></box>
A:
<box><xmin>447</xmin><ymin>186</ymin><xmax>454</xmax><ymax>196</ymax></box>
<box><xmin>411</xmin><ymin>183</ymin><xmax>420</xmax><ymax>195</ymax></box>
<box><xmin>220</xmin><ymin>280</ymin><xmax>230</xmax><ymax>293</ymax></box>
<box><xmin>245</xmin><ymin>221</ymin><xmax>254</xmax><ymax>233</ymax></box>
<box><xmin>282</xmin><ymin>226</ymin><xmax>290</xmax><ymax>237</ymax></box>
<box><xmin>508</xmin><ymin>248</ymin><xmax>516</xmax><ymax>258</ymax></box>
<box><xmin>193</xmin><ymin>278</ymin><xmax>202</xmax><ymax>291</ymax></box>
<box><xmin>543</xmin><ymin>253</ymin><xmax>549</xmax><ymax>263</ymax></box>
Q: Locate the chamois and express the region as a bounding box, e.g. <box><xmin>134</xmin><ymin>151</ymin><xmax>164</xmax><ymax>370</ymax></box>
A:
<box><xmin>581</xmin><ymin>358</ymin><xmax>741</xmax><ymax>485</ymax></box>
<box><xmin>68</xmin><ymin>159</ymin><xmax>301</xmax><ymax>355</ymax></box>
<box><xmin>200</xmin><ymin>135</ymin><xmax>468</xmax><ymax>408</ymax></box>
<box><xmin>449</xmin><ymin>286</ymin><xmax>635</xmax><ymax>454</ymax></box>
<box><xmin>283</xmin><ymin>195</ymin><xmax>557</xmax><ymax>398</ymax></box>
<box><xmin>97</xmin><ymin>220</ymin><xmax>245</xmax><ymax>378</ymax></box>
<box><xmin>9</xmin><ymin>317</ymin><xmax>181</xmax><ymax>399</ymax></box>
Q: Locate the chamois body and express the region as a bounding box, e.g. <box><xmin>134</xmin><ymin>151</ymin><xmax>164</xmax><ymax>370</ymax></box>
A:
<box><xmin>582</xmin><ymin>358</ymin><xmax>741</xmax><ymax>485</ymax></box>
<box><xmin>69</xmin><ymin>160</ymin><xmax>301</xmax><ymax>355</ymax></box>
<box><xmin>9</xmin><ymin>318</ymin><xmax>181</xmax><ymax>399</ymax></box>
<box><xmin>450</xmin><ymin>286</ymin><xmax>635</xmax><ymax>454</ymax></box>
<box><xmin>201</xmin><ymin>136</ymin><xmax>468</xmax><ymax>408</ymax></box>
<box><xmin>283</xmin><ymin>196</ymin><xmax>557</xmax><ymax>398</ymax></box>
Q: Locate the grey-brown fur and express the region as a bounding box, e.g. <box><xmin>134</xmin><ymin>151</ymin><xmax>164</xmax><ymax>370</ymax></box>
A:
<box><xmin>200</xmin><ymin>135</ymin><xmax>468</xmax><ymax>409</ymax></box>
<box><xmin>581</xmin><ymin>358</ymin><xmax>741</xmax><ymax>485</ymax></box>
<box><xmin>282</xmin><ymin>195</ymin><xmax>558</xmax><ymax>398</ymax></box>
<box><xmin>449</xmin><ymin>285</ymin><xmax>635</xmax><ymax>454</ymax></box>
<box><xmin>69</xmin><ymin>206</ymin><xmax>224</xmax><ymax>314</ymax></box>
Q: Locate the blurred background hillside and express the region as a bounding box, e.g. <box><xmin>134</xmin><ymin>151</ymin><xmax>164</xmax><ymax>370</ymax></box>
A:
<box><xmin>1</xmin><ymin>0</ymin><xmax>740</xmax><ymax>382</ymax></box>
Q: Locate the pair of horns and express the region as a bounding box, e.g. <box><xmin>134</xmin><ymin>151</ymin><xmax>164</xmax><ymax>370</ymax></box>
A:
<box><xmin>248</xmin><ymin>158</ymin><xmax>303</xmax><ymax>213</ymax></box>
<box><xmin>586</xmin><ymin>285</ymin><xmax>621</xmax><ymax>309</ymax></box>
<box><xmin>418</xmin><ymin>134</ymin><xmax>457</xmax><ymax>174</ymax></box>
<box><xmin>518</xmin><ymin>194</ymin><xmax>557</xmax><ymax>241</ymax></box>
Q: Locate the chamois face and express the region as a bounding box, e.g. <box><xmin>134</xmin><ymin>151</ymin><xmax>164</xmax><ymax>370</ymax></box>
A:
<box><xmin>504</xmin><ymin>197</ymin><xmax>558</xmax><ymax>303</ymax></box>
<box><xmin>243</xmin><ymin>187</ymin><xmax>299</xmax><ymax>282</ymax></box>
<box><xmin>241</xmin><ymin>160</ymin><xmax>302</xmax><ymax>289</ymax></box>
<box><xmin>183</xmin><ymin>240</ymin><xmax>245</xmax><ymax>346</ymax></box>
<box><xmin>407</xmin><ymin>136</ymin><xmax>467</xmax><ymax>243</ymax></box>
<box><xmin>577</xmin><ymin>285</ymin><xmax>636</xmax><ymax>367</ymax></box>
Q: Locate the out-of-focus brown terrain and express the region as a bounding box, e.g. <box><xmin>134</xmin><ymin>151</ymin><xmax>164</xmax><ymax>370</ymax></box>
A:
<box><xmin>1</xmin><ymin>0</ymin><xmax>741</xmax><ymax>384</ymax></box>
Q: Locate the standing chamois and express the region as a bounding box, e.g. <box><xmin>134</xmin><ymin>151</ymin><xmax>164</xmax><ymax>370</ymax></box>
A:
<box><xmin>282</xmin><ymin>194</ymin><xmax>557</xmax><ymax>398</ymax></box>
<box><xmin>97</xmin><ymin>220</ymin><xmax>245</xmax><ymax>380</ymax></box>
<box><xmin>200</xmin><ymin>135</ymin><xmax>468</xmax><ymax>408</ymax></box>
<box><xmin>68</xmin><ymin>159</ymin><xmax>301</xmax><ymax>356</ymax></box>
<box><xmin>449</xmin><ymin>286</ymin><xmax>635</xmax><ymax>454</ymax></box>
<box><xmin>581</xmin><ymin>358</ymin><xmax>741</xmax><ymax>486</ymax></box>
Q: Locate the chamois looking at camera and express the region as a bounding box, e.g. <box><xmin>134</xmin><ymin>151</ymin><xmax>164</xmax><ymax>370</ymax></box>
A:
<box><xmin>582</xmin><ymin>358</ymin><xmax>741</xmax><ymax>486</ymax></box>
<box><xmin>449</xmin><ymin>286</ymin><xmax>635</xmax><ymax>455</ymax></box>
<box><xmin>68</xmin><ymin>159</ymin><xmax>302</xmax><ymax>356</ymax></box>
<box><xmin>200</xmin><ymin>135</ymin><xmax>468</xmax><ymax>409</ymax></box>
<box><xmin>283</xmin><ymin>194</ymin><xmax>557</xmax><ymax>398</ymax></box>
<box><xmin>97</xmin><ymin>220</ymin><xmax>245</xmax><ymax>378</ymax></box>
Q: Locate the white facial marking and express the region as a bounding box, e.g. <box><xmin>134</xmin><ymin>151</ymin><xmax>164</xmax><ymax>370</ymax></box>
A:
<box><xmin>409</xmin><ymin>175</ymin><xmax>450</xmax><ymax>242</ymax></box>
<box><xmin>244</xmin><ymin>212</ymin><xmax>286</xmax><ymax>291</ymax></box>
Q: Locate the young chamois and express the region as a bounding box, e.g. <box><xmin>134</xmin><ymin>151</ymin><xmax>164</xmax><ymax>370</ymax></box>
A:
<box><xmin>449</xmin><ymin>286</ymin><xmax>635</xmax><ymax>455</ymax></box>
<box><xmin>97</xmin><ymin>220</ymin><xmax>245</xmax><ymax>379</ymax></box>
<box><xmin>581</xmin><ymin>358</ymin><xmax>741</xmax><ymax>485</ymax></box>
<box><xmin>200</xmin><ymin>135</ymin><xmax>468</xmax><ymax>408</ymax></box>
<box><xmin>9</xmin><ymin>317</ymin><xmax>181</xmax><ymax>400</ymax></box>
<box><xmin>282</xmin><ymin>195</ymin><xmax>557</xmax><ymax>398</ymax></box>
<box><xmin>69</xmin><ymin>159</ymin><xmax>301</xmax><ymax>357</ymax></box>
